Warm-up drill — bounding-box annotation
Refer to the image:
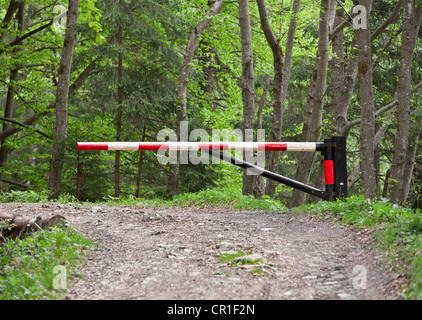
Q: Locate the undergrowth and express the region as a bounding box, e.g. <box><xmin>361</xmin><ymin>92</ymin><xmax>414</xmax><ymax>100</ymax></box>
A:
<box><xmin>0</xmin><ymin>225</ymin><xmax>95</xmax><ymax>300</ymax></box>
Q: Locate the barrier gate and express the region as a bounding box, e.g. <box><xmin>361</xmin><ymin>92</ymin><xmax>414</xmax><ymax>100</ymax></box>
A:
<box><xmin>77</xmin><ymin>136</ymin><xmax>348</xmax><ymax>201</ymax></box>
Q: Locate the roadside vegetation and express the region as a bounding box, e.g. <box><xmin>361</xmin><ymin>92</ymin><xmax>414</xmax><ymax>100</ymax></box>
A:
<box><xmin>105</xmin><ymin>188</ymin><xmax>288</xmax><ymax>212</ymax></box>
<box><xmin>0</xmin><ymin>223</ymin><xmax>95</xmax><ymax>300</ymax></box>
<box><xmin>293</xmin><ymin>196</ymin><xmax>422</xmax><ymax>300</ymax></box>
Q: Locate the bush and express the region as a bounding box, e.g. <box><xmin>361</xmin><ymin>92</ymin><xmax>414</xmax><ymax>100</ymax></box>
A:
<box><xmin>0</xmin><ymin>190</ymin><xmax>49</xmax><ymax>203</ymax></box>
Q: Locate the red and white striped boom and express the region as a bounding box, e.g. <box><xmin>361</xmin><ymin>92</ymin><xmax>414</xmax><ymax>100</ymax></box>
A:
<box><xmin>76</xmin><ymin>141</ymin><xmax>322</xmax><ymax>152</ymax></box>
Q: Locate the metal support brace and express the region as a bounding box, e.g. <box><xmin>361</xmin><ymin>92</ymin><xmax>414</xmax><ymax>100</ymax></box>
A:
<box><xmin>204</xmin><ymin>136</ymin><xmax>348</xmax><ymax>202</ymax></box>
<box><xmin>204</xmin><ymin>149</ymin><xmax>330</xmax><ymax>201</ymax></box>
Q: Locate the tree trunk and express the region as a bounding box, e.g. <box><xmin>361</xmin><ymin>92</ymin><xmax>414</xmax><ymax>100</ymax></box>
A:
<box><xmin>0</xmin><ymin>68</ymin><xmax>19</xmax><ymax>167</ymax></box>
<box><xmin>290</xmin><ymin>0</ymin><xmax>333</xmax><ymax>207</ymax></box>
<box><xmin>389</xmin><ymin>1</ymin><xmax>422</xmax><ymax>203</ymax></box>
<box><xmin>135</xmin><ymin>125</ymin><xmax>147</xmax><ymax>198</ymax></box>
<box><xmin>198</xmin><ymin>39</ymin><xmax>216</xmax><ymax>106</ymax></box>
<box><xmin>0</xmin><ymin>2</ymin><xmax>25</xmax><ymax>167</ymax></box>
<box><xmin>169</xmin><ymin>0</ymin><xmax>225</xmax><ymax>193</ymax></box>
<box><xmin>48</xmin><ymin>0</ymin><xmax>79</xmax><ymax>199</ymax></box>
<box><xmin>331</xmin><ymin>6</ymin><xmax>359</xmax><ymax>137</ymax></box>
<box><xmin>257</xmin><ymin>0</ymin><xmax>301</xmax><ymax>198</ymax></box>
<box><xmin>355</xmin><ymin>0</ymin><xmax>377</xmax><ymax>199</ymax></box>
<box><xmin>0</xmin><ymin>0</ymin><xmax>20</xmax><ymax>43</ymax></box>
<box><xmin>347</xmin><ymin>110</ymin><xmax>394</xmax><ymax>190</ymax></box>
<box><xmin>331</xmin><ymin>6</ymin><xmax>345</xmax><ymax>126</ymax></box>
<box><xmin>252</xmin><ymin>74</ymin><xmax>270</xmax><ymax>198</ymax></box>
<box><xmin>239</xmin><ymin>0</ymin><xmax>255</xmax><ymax>196</ymax></box>
<box><xmin>76</xmin><ymin>161</ymin><xmax>83</xmax><ymax>200</ymax></box>
<box><xmin>398</xmin><ymin>131</ymin><xmax>419</xmax><ymax>205</ymax></box>
<box><xmin>115</xmin><ymin>23</ymin><xmax>124</xmax><ymax>198</ymax></box>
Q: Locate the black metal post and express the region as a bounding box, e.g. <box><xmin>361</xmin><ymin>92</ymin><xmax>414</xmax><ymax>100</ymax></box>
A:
<box><xmin>321</xmin><ymin>136</ymin><xmax>348</xmax><ymax>201</ymax></box>
<box><xmin>332</xmin><ymin>136</ymin><xmax>348</xmax><ymax>199</ymax></box>
<box><xmin>323</xmin><ymin>138</ymin><xmax>335</xmax><ymax>201</ymax></box>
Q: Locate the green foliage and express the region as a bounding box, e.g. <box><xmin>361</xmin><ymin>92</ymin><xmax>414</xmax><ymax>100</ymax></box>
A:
<box><xmin>0</xmin><ymin>190</ymin><xmax>80</xmax><ymax>205</ymax></box>
<box><xmin>170</xmin><ymin>188</ymin><xmax>288</xmax><ymax>212</ymax></box>
<box><xmin>0</xmin><ymin>226</ymin><xmax>95</xmax><ymax>300</ymax></box>
<box><xmin>0</xmin><ymin>190</ymin><xmax>49</xmax><ymax>203</ymax></box>
<box><xmin>217</xmin><ymin>250</ymin><xmax>265</xmax><ymax>276</ymax></box>
<box><xmin>217</xmin><ymin>250</ymin><xmax>263</xmax><ymax>266</ymax></box>
<box><xmin>294</xmin><ymin>195</ymin><xmax>419</xmax><ymax>229</ymax></box>
<box><xmin>102</xmin><ymin>186</ymin><xmax>288</xmax><ymax>212</ymax></box>
<box><xmin>293</xmin><ymin>196</ymin><xmax>422</xmax><ymax>299</ymax></box>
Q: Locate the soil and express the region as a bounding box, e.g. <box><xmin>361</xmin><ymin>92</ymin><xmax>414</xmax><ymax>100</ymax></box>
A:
<box><xmin>0</xmin><ymin>202</ymin><xmax>405</xmax><ymax>300</ymax></box>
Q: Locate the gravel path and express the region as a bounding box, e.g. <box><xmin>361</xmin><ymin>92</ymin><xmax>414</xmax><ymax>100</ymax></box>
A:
<box><xmin>0</xmin><ymin>202</ymin><xmax>403</xmax><ymax>300</ymax></box>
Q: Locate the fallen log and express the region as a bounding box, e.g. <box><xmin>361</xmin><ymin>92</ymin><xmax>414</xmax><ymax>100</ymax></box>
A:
<box><xmin>0</xmin><ymin>212</ymin><xmax>66</xmax><ymax>241</ymax></box>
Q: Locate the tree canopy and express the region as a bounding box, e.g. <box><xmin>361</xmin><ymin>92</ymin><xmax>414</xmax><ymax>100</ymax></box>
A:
<box><xmin>1</xmin><ymin>0</ymin><xmax>421</xmax><ymax>208</ymax></box>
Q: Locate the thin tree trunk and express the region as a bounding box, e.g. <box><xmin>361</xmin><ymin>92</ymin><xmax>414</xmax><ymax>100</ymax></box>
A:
<box><xmin>115</xmin><ymin>23</ymin><xmax>123</xmax><ymax>198</ymax></box>
<box><xmin>252</xmin><ymin>73</ymin><xmax>270</xmax><ymax>198</ymax></box>
<box><xmin>389</xmin><ymin>1</ymin><xmax>422</xmax><ymax>203</ymax></box>
<box><xmin>48</xmin><ymin>0</ymin><xmax>79</xmax><ymax>199</ymax></box>
<box><xmin>76</xmin><ymin>161</ymin><xmax>83</xmax><ymax>200</ymax></box>
<box><xmin>0</xmin><ymin>2</ymin><xmax>25</xmax><ymax>167</ymax></box>
<box><xmin>355</xmin><ymin>0</ymin><xmax>377</xmax><ymax>199</ymax></box>
<box><xmin>239</xmin><ymin>0</ymin><xmax>255</xmax><ymax>196</ymax></box>
<box><xmin>0</xmin><ymin>0</ymin><xmax>20</xmax><ymax>43</ymax></box>
<box><xmin>399</xmin><ymin>131</ymin><xmax>419</xmax><ymax>205</ymax></box>
<box><xmin>331</xmin><ymin>6</ymin><xmax>345</xmax><ymax>123</ymax></box>
<box><xmin>198</xmin><ymin>39</ymin><xmax>216</xmax><ymax>106</ymax></box>
<box><xmin>169</xmin><ymin>0</ymin><xmax>225</xmax><ymax>193</ymax></box>
<box><xmin>0</xmin><ymin>68</ymin><xmax>19</xmax><ymax>167</ymax></box>
<box><xmin>347</xmin><ymin>110</ymin><xmax>394</xmax><ymax>190</ymax></box>
<box><xmin>332</xmin><ymin>7</ymin><xmax>359</xmax><ymax>136</ymax></box>
<box><xmin>135</xmin><ymin>125</ymin><xmax>147</xmax><ymax>198</ymax></box>
<box><xmin>256</xmin><ymin>74</ymin><xmax>270</xmax><ymax>133</ymax></box>
<box><xmin>290</xmin><ymin>0</ymin><xmax>333</xmax><ymax>207</ymax></box>
<box><xmin>257</xmin><ymin>0</ymin><xmax>301</xmax><ymax>198</ymax></box>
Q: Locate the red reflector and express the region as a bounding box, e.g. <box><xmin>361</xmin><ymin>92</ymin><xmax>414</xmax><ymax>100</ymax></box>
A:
<box><xmin>324</xmin><ymin>160</ymin><xmax>334</xmax><ymax>185</ymax></box>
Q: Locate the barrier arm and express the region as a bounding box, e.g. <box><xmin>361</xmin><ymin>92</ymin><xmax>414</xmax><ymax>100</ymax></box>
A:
<box><xmin>76</xmin><ymin>137</ymin><xmax>348</xmax><ymax>202</ymax></box>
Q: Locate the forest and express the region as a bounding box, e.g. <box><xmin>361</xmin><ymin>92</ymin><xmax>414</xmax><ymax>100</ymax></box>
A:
<box><xmin>0</xmin><ymin>0</ymin><xmax>421</xmax><ymax>209</ymax></box>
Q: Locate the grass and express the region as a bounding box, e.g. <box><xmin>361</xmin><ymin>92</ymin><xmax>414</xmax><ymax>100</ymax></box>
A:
<box><xmin>293</xmin><ymin>195</ymin><xmax>422</xmax><ymax>300</ymax></box>
<box><xmin>218</xmin><ymin>250</ymin><xmax>251</xmax><ymax>264</ymax></box>
<box><xmin>0</xmin><ymin>225</ymin><xmax>95</xmax><ymax>300</ymax></box>
<box><xmin>0</xmin><ymin>187</ymin><xmax>288</xmax><ymax>212</ymax></box>
<box><xmin>217</xmin><ymin>250</ymin><xmax>265</xmax><ymax>276</ymax></box>
<box><xmin>0</xmin><ymin>190</ymin><xmax>78</xmax><ymax>205</ymax></box>
<box><xmin>104</xmin><ymin>188</ymin><xmax>288</xmax><ymax>212</ymax></box>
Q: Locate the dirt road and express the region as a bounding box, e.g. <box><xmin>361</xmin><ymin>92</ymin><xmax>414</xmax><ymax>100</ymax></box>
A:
<box><xmin>0</xmin><ymin>202</ymin><xmax>403</xmax><ymax>300</ymax></box>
